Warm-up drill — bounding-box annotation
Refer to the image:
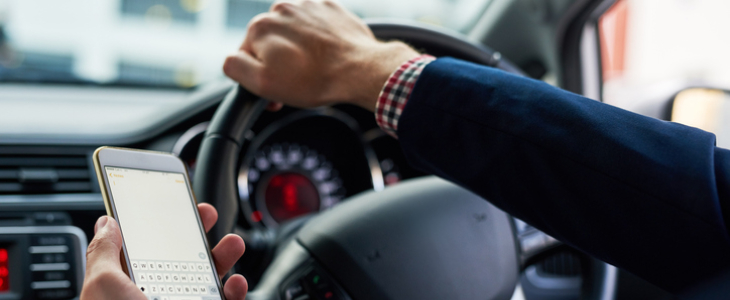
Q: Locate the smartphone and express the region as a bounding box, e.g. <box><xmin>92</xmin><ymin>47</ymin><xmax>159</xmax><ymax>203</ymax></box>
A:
<box><xmin>93</xmin><ymin>146</ymin><xmax>225</xmax><ymax>300</ymax></box>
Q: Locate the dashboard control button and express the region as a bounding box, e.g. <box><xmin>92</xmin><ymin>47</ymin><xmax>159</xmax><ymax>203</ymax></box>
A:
<box><xmin>304</xmin><ymin>270</ymin><xmax>329</xmax><ymax>289</ymax></box>
<box><xmin>314</xmin><ymin>289</ymin><xmax>342</xmax><ymax>300</ymax></box>
<box><xmin>283</xmin><ymin>280</ymin><xmax>306</xmax><ymax>300</ymax></box>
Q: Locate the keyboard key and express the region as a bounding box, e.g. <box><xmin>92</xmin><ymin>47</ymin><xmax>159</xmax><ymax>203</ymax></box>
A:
<box><xmin>129</xmin><ymin>259</ymin><xmax>221</xmax><ymax>299</ymax></box>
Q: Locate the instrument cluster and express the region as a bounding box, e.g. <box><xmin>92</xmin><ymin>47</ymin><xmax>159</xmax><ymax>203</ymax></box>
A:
<box><xmin>175</xmin><ymin>105</ymin><xmax>426</xmax><ymax>229</ymax></box>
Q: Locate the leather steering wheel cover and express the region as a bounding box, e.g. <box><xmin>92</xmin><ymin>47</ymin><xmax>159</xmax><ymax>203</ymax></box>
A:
<box><xmin>193</xmin><ymin>85</ymin><xmax>267</xmax><ymax>245</ymax></box>
<box><xmin>367</xmin><ymin>20</ymin><xmax>526</xmax><ymax>76</ymax></box>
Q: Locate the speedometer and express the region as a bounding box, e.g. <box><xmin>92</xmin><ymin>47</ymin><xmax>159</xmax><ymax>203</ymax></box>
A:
<box><xmin>239</xmin><ymin>143</ymin><xmax>345</xmax><ymax>227</ymax></box>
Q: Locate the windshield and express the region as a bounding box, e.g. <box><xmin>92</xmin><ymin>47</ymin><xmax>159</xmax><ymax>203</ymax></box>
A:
<box><xmin>0</xmin><ymin>0</ymin><xmax>489</xmax><ymax>88</ymax></box>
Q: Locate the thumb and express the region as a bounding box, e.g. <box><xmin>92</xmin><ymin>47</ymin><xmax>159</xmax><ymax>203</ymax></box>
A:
<box><xmin>85</xmin><ymin>216</ymin><xmax>124</xmax><ymax>276</ymax></box>
<box><xmin>223</xmin><ymin>51</ymin><xmax>264</xmax><ymax>94</ymax></box>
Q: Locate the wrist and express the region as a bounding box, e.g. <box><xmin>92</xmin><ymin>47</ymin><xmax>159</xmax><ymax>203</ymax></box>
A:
<box><xmin>348</xmin><ymin>41</ymin><xmax>420</xmax><ymax>111</ymax></box>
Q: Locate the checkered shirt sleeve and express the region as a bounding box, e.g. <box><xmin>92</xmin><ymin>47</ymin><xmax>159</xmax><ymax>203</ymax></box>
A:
<box><xmin>375</xmin><ymin>54</ymin><xmax>436</xmax><ymax>138</ymax></box>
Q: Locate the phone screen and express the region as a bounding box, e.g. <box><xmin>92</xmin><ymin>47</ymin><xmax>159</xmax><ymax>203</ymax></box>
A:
<box><xmin>104</xmin><ymin>166</ymin><xmax>222</xmax><ymax>299</ymax></box>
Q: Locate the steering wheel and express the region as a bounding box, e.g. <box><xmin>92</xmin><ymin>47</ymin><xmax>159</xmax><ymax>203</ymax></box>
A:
<box><xmin>193</xmin><ymin>20</ymin><xmax>617</xmax><ymax>300</ymax></box>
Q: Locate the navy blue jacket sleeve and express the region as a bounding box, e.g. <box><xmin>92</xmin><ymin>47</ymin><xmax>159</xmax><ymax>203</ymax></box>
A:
<box><xmin>397</xmin><ymin>57</ymin><xmax>730</xmax><ymax>293</ymax></box>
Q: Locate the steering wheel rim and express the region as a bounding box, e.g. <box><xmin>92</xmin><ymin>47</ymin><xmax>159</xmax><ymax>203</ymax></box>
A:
<box><xmin>193</xmin><ymin>20</ymin><xmax>617</xmax><ymax>300</ymax></box>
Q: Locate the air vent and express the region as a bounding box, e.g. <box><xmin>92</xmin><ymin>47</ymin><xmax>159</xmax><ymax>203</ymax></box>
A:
<box><xmin>0</xmin><ymin>154</ymin><xmax>92</xmax><ymax>195</ymax></box>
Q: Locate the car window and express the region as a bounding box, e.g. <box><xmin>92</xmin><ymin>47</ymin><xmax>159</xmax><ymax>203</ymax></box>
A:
<box><xmin>0</xmin><ymin>0</ymin><xmax>490</xmax><ymax>89</ymax></box>
<box><xmin>599</xmin><ymin>0</ymin><xmax>730</xmax><ymax>108</ymax></box>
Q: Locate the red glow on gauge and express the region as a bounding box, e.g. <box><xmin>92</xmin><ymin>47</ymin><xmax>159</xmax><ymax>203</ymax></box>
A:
<box><xmin>0</xmin><ymin>249</ymin><xmax>6</xmax><ymax>262</ymax></box>
<box><xmin>250</xmin><ymin>211</ymin><xmax>263</xmax><ymax>223</ymax></box>
<box><xmin>265</xmin><ymin>173</ymin><xmax>319</xmax><ymax>223</ymax></box>
<box><xmin>283</xmin><ymin>184</ymin><xmax>298</xmax><ymax>211</ymax></box>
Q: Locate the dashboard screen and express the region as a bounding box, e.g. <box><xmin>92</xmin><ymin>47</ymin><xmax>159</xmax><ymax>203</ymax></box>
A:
<box><xmin>104</xmin><ymin>167</ymin><xmax>221</xmax><ymax>299</ymax></box>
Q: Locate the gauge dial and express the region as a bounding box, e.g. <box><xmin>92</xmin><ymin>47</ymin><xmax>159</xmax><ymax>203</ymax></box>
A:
<box><xmin>240</xmin><ymin>143</ymin><xmax>345</xmax><ymax>227</ymax></box>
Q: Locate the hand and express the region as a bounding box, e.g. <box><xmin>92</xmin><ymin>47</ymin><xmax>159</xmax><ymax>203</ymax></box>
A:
<box><xmin>80</xmin><ymin>204</ymin><xmax>248</xmax><ymax>300</ymax></box>
<box><xmin>223</xmin><ymin>0</ymin><xmax>420</xmax><ymax>112</ymax></box>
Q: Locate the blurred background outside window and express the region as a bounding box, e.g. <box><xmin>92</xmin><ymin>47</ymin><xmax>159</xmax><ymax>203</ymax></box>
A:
<box><xmin>0</xmin><ymin>0</ymin><xmax>488</xmax><ymax>88</ymax></box>
<box><xmin>599</xmin><ymin>0</ymin><xmax>730</xmax><ymax>112</ymax></box>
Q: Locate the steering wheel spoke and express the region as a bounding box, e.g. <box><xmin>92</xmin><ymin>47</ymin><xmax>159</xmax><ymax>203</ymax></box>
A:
<box><xmin>515</xmin><ymin>218</ymin><xmax>563</xmax><ymax>267</ymax></box>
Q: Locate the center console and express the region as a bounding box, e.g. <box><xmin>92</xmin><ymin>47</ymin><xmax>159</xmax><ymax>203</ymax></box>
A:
<box><xmin>0</xmin><ymin>213</ymin><xmax>87</xmax><ymax>300</ymax></box>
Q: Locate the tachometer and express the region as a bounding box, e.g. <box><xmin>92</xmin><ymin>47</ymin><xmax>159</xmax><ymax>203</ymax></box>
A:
<box><xmin>239</xmin><ymin>143</ymin><xmax>345</xmax><ymax>227</ymax></box>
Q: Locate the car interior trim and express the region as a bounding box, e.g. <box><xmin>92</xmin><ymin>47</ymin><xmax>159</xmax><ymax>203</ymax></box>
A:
<box><xmin>0</xmin><ymin>226</ymin><xmax>88</xmax><ymax>294</ymax></box>
<box><xmin>0</xmin><ymin>194</ymin><xmax>105</xmax><ymax>211</ymax></box>
<box><xmin>0</xmin><ymin>81</ymin><xmax>233</xmax><ymax>146</ymax></box>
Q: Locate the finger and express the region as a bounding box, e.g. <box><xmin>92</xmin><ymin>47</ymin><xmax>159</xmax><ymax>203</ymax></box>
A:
<box><xmin>223</xmin><ymin>274</ymin><xmax>249</xmax><ymax>300</ymax></box>
<box><xmin>198</xmin><ymin>203</ymin><xmax>218</xmax><ymax>233</ymax></box>
<box><xmin>266</xmin><ymin>102</ymin><xmax>284</xmax><ymax>111</ymax></box>
<box><xmin>223</xmin><ymin>51</ymin><xmax>264</xmax><ymax>93</ymax></box>
<box><xmin>211</xmin><ymin>234</ymin><xmax>246</xmax><ymax>278</ymax></box>
<box><xmin>270</xmin><ymin>0</ymin><xmax>298</xmax><ymax>15</ymax></box>
<box><xmin>85</xmin><ymin>216</ymin><xmax>124</xmax><ymax>276</ymax></box>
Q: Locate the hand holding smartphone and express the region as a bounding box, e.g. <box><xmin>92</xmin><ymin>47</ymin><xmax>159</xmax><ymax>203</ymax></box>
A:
<box><xmin>93</xmin><ymin>147</ymin><xmax>225</xmax><ymax>300</ymax></box>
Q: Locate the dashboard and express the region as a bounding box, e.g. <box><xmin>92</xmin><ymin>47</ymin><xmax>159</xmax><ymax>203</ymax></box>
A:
<box><xmin>0</xmin><ymin>81</ymin><xmax>426</xmax><ymax>299</ymax></box>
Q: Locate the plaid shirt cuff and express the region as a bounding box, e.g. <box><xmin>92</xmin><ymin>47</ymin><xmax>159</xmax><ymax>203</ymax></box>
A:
<box><xmin>375</xmin><ymin>54</ymin><xmax>436</xmax><ymax>138</ymax></box>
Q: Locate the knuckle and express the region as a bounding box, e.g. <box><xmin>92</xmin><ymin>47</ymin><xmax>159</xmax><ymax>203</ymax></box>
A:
<box><xmin>271</xmin><ymin>2</ymin><xmax>295</xmax><ymax>13</ymax></box>
<box><xmin>247</xmin><ymin>14</ymin><xmax>276</xmax><ymax>34</ymax></box>
<box><xmin>85</xmin><ymin>236</ymin><xmax>110</xmax><ymax>258</ymax></box>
